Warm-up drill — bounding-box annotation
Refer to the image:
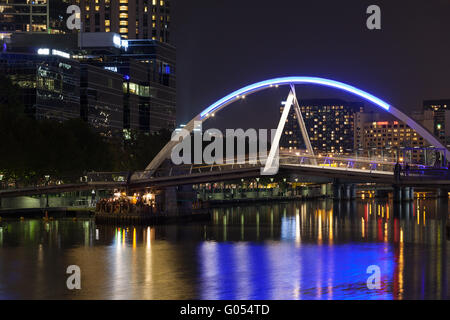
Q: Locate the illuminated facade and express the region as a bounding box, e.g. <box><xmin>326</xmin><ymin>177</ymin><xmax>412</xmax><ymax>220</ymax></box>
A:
<box><xmin>0</xmin><ymin>0</ymin><xmax>49</xmax><ymax>37</ymax></box>
<box><xmin>77</xmin><ymin>0</ymin><xmax>171</xmax><ymax>43</ymax></box>
<box><xmin>359</xmin><ymin>120</ymin><xmax>427</xmax><ymax>163</ymax></box>
<box><xmin>280</xmin><ymin>99</ymin><xmax>363</xmax><ymax>155</ymax></box>
<box><xmin>0</xmin><ymin>0</ymin><xmax>73</xmax><ymax>37</ymax></box>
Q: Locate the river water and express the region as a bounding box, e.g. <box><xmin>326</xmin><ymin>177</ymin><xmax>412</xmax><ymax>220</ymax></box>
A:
<box><xmin>0</xmin><ymin>199</ymin><xmax>448</xmax><ymax>300</ymax></box>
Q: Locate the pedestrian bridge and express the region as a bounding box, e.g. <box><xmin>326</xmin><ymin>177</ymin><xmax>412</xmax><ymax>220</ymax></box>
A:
<box><xmin>1</xmin><ymin>76</ymin><xmax>449</xmax><ymax>198</ymax></box>
<box><xmin>1</xmin><ymin>153</ymin><xmax>448</xmax><ymax>199</ymax></box>
<box><xmin>129</xmin><ymin>152</ymin><xmax>450</xmax><ymax>189</ymax></box>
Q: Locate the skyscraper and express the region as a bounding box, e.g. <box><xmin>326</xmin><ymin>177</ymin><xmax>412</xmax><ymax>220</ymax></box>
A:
<box><xmin>78</xmin><ymin>0</ymin><xmax>171</xmax><ymax>43</ymax></box>
<box><xmin>0</xmin><ymin>0</ymin><xmax>78</xmax><ymax>38</ymax></box>
<box><xmin>0</xmin><ymin>0</ymin><xmax>49</xmax><ymax>37</ymax></box>
<box><xmin>423</xmin><ymin>100</ymin><xmax>450</xmax><ymax>149</ymax></box>
<box><xmin>280</xmin><ymin>99</ymin><xmax>363</xmax><ymax>156</ymax></box>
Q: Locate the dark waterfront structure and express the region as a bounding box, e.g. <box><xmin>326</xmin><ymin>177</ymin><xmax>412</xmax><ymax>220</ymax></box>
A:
<box><xmin>80</xmin><ymin>64</ymin><xmax>124</xmax><ymax>137</ymax></box>
<box><xmin>0</xmin><ymin>31</ymin><xmax>176</xmax><ymax>137</ymax></box>
<box><xmin>280</xmin><ymin>99</ymin><xmax>364</xmax><ymax>155</ymax></box>
<box><xmin>0</xmin><ymin>51</ymin><xmax>80</xmax><ymax>121</ymax></box>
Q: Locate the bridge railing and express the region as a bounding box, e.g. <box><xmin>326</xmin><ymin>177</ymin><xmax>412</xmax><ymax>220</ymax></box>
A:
<box><xmin>0</xmin><ymin>172</ymin><xmax>129</xmax><ymax>192</ymax></box>
<box><xmin>132</xmin><ymin>151</ymin><xmax>449</xmax><ymax>181</ymax></box>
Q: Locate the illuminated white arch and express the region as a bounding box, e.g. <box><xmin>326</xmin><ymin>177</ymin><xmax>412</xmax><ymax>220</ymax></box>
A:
<box><xmin>145</xmin><ymin>76</ymin><xmax>448</xmax><ymax>172</ymax></box>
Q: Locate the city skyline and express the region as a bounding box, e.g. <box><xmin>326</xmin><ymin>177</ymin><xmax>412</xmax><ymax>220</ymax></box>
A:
<box><xmin>0</xmin><ymin>0</ymin><xmax>449</xmax><ymax>305</ymax></box>
<box><xmin>173</xmin><ymin>0</ymin><xmax>450</xmax><ymax>128</ymax></box>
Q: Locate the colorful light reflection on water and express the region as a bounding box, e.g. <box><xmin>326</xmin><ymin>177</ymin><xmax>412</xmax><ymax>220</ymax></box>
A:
<box><xmin>0</xmin><ymin>199</ymin><xmax>448</xmax><ymax>300</ymax></box>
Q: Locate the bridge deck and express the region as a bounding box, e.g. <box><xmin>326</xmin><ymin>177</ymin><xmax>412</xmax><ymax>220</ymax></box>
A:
<box><xmin>0</xmin><ymin>164</ymin><xmax>448</xmax><ymax>198</ymax></box>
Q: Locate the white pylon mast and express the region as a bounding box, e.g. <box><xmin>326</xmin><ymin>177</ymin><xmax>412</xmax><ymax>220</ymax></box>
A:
<box><xmin>290</xmin><ymin>84</ymin><xmax>317</xmax><ymax>165</ymax></box>
<box><xmin>262</xmin><ymin>84</ymin><xmax>318</xmax><ymax>174</ymax></box>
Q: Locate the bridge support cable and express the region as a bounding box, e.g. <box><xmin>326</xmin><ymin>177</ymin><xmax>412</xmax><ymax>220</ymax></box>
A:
<box><xmin>290</xmin><ymin>84</ymin><xmax>317</xmax><ymax>166</ymax></box>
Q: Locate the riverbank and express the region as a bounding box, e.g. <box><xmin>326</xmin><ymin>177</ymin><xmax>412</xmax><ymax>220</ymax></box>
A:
<box><xmin>0</xmin><ymin>207</ymin><xmax>95</xmax><ymax>219</ymax></box>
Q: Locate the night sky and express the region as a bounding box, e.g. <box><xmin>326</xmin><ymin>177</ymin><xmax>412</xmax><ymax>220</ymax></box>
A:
<box><xmin>173</xmin><ymin>0</ymin><xmax>450</xmax><ymax>130</ymax></box>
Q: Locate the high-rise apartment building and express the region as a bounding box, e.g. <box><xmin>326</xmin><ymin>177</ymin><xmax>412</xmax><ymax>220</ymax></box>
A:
<box><xmin>0</xmin><ymin>0</ymin><xmax>49</xmax><ymax>37</ymax></box>
<box><xmin>1</xmin><ymin>1</ymin><xmax>172</xmax><ymax>43</ymax></box>
<box><xmin>423</xmin><ymin>100</ymin><xmax>450</xmax><ymax>149</ymax></box>
<box><xmin>359</xmin><ymin>120</ymin><xmax>428</xmax><ymax>163</ymax></box>
<box><xmin>0</xmin><ymin>0</ymin><xmax>76</xmax><ymax>37</ymax></box>
<box><xmin>280</xmin><ymin>99</ymin><xmax>363</xmax><ymax>155</ymax></box>
<box><xmin>77</xmin><ymin>0</ymin><xmax>171</xmax><ymax>42</ymax></box>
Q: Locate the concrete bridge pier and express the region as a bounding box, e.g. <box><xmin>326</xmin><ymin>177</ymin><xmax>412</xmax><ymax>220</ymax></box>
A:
<box><xmin>161</xmin><ymin>185</ymin><xmax>197</xmax><ymax>216</ymax></box>
<box><xmin>320</xmin><ymin>184</ymin><xmax>327</xmax><ymax>198</ymax></box>
<box><xmin>163</xmin><ymin>186</ymin><xmax>178</xmax><ymax>215</ymax></box>
<box><xmin>301</xmin><ymin>187</ymin><xmax>310</xmax><ymax>199</ymax></box>
<box><xmin>332</xmin><ymin>181</ymin><xmax>342</xmax><ymax>201</ymax></box>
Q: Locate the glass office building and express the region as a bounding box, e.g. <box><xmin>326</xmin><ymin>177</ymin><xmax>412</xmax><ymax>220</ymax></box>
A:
<box><xmin>0</xmin><ymin>52</ymin><xmax>80</xmax><ymax>121</ymax></box>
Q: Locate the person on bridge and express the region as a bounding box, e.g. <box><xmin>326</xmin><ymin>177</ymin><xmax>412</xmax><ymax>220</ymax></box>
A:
<box><xmin>404</xmin><ymin>163</ymin><xmax>410</xmax><ymax>177</ymax></box>
<box><xmin>394</xmin><ymin>161</ymin><xmax>401</xmax><ymax>182</ymax></box>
